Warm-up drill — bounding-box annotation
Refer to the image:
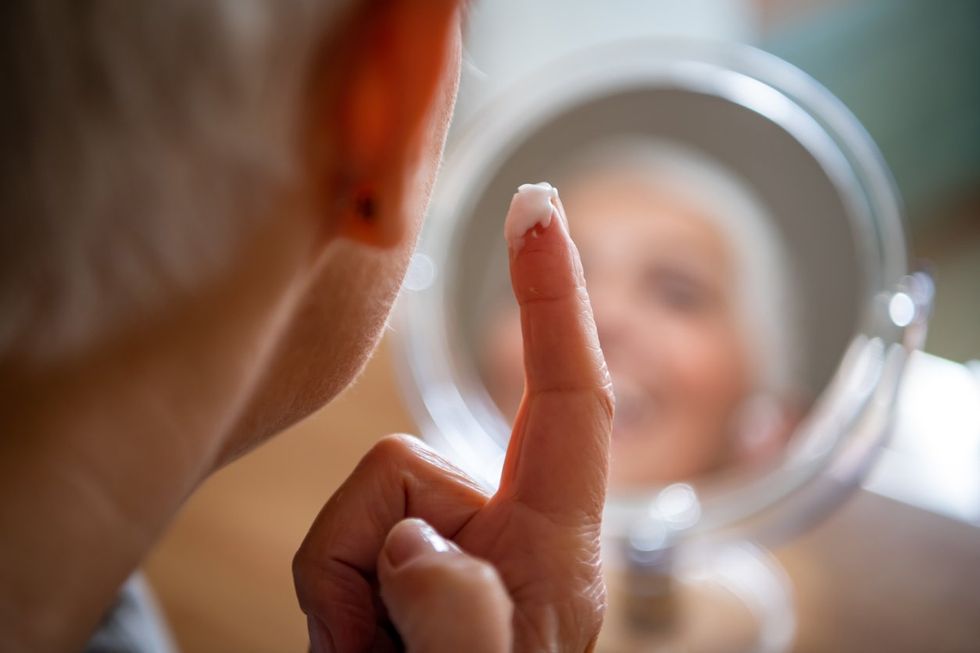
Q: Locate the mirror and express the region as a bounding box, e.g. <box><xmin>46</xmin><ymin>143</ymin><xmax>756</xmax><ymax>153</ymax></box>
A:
<box><xmin>396</xmin><ymin>41</ymin><xmax>927</xmax><ymax>543</ymax></box>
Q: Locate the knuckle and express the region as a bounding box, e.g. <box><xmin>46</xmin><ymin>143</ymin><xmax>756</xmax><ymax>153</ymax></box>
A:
<box><xmin>290</xmin><ymin>550</ymin><xmax>317</xmax><ymax>611</ymax></box>
<box><xmin>362</xmin><ymin>433</ymin><xmax>423</xmax><ymax>468</ymax></box>
<box><xmin>291</xmin><ymin>548</ymin><xmax>306</xmax><ymax>583</ymax></box>
<box><xmin>291</xmin><ymin>544</ymin><xmax>327</xmax><ymax>606</ymax></box>
<box><xmin>292</xmin><ymin>540</ymin><xmax>317</xmax><ymax>588</ymax></box>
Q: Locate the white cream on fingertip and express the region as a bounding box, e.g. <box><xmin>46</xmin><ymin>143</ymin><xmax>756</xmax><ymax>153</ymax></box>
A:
<box><xmin>505</xmin><ymin>182</ymin><xmax>559</xmax><ymax>250</ymax></box>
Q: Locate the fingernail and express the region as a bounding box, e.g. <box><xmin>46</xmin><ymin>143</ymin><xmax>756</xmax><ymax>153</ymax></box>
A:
<box><xmin>385</xmin><ymin>518</ymin><xmax>452</xmax><ymax>568</ymax></box>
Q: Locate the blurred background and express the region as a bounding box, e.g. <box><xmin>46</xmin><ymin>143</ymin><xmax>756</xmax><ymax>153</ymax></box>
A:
<box><xmin>143</xmin><ymin>2</ymin><xmax>980</xmax><ymax>651</ymax></box>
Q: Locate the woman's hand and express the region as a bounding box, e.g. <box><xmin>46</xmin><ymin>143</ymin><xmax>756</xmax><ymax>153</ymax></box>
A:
<box><xmin>293</xmin><ymin>190</ymin><xmax>614</xmax><ymax>652</ymax></box>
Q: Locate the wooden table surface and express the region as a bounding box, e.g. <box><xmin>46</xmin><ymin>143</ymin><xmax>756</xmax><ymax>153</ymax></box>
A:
<box><xmin>144</xmin><ymin>338</ymin><xmax>980</xmax><ymax>653</ymax></box>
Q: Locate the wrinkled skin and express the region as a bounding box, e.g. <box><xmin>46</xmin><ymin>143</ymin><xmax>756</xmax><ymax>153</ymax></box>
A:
<box><xmin>295</xmin><ymin>195</ymin><xmax>614</xmax><ymax>652</ymax></box>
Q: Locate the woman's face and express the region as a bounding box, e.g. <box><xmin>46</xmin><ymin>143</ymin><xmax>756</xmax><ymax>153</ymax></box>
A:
<box><xmin>482</xmin><ymin>167</ymin><xmax>757</xmax><ymax>489</ymax></box>
<box><xmin>567</xmin><ymin>169</ymin><xmax>754</xmax><ymax>488</ymax></box>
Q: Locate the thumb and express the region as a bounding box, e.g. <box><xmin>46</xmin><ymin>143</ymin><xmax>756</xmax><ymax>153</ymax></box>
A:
<box><xmin>377</xmin><ymin>519</ymin><xmax>512</xmax><ymax>653</ymax></box>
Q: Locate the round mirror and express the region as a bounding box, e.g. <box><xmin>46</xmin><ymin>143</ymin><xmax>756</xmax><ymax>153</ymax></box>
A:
<box><xmin>395</xmin><ymin>42</ymin><xmax>932</xmax><ymax>643</ymax></box>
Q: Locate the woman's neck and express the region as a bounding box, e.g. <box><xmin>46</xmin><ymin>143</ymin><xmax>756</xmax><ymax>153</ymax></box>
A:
<box><xmin>0</xmin><ymin>217</ymin><xmax>309</xmax><ymax>652</ymax></box>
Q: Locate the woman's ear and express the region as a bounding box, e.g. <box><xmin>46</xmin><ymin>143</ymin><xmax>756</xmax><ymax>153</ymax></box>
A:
<box><xmin>306</xmin><ymin>0</ymin><xmax>463</xmax><ymax>249</ymax></box>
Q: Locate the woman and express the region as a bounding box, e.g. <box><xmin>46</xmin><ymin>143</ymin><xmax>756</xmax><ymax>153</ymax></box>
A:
<box><xmin>0</xmin><ymin>2</ymin><xmax>611</xmax><ymax>652</ymax></box>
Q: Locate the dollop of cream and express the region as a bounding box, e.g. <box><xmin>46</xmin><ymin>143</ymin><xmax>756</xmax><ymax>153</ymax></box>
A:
<box><xmin>505</xmin><ymin>182</ymin><xmax>559</xmax><ymax>249</ymax></box>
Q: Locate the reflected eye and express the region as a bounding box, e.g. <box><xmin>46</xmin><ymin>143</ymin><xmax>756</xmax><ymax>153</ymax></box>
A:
<box><xmin>642</xmin><ymin>267</ymin><xmax>712</xmax><ymax>313</ymax></box>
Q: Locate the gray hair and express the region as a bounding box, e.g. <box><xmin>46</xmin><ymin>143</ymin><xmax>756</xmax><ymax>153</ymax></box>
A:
<box><xmin>0</xmin><ymin>1</ymin><xmax>348</xmax><ymax>361</ymax></box>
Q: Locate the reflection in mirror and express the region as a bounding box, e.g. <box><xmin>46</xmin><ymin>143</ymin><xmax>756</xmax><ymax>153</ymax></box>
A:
<box><xmin>478</xmin><ymin>139</ymin><xmax>805</xmax><ymax>490</ymax></box>
<box><xmin>405</xmin><ymin>50</ymin><xmax>897</xmax><ymax>536</ymax></box>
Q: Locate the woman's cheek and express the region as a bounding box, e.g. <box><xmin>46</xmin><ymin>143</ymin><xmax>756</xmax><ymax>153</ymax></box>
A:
<box><xmin>671</xmin><ymin>323</ymin><xmax>748</xmax><ymax>420</ymax></box>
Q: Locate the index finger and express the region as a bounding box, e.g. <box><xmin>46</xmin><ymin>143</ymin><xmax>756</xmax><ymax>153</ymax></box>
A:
<box><xmin>498</xmin><ymin>182</ymin><xmax>614</xmax><ymax>521</ymax></box>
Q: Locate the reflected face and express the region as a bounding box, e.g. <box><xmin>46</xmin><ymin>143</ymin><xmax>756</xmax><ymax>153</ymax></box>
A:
<box><xmin>568</xmin><ymin>169</ymin><xmax>753</xmax><ymax>487</ymax></box>
<box><xmin>482</xmin><ymin>167</ymin><xmax>756</xmax><ymax>489</ymax></box>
